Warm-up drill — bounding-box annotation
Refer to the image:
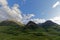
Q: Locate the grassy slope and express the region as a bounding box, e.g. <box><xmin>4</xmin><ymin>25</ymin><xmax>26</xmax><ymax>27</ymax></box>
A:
<box><xmin>0</xmin><ymin>21</ymin><xmax>60</xmax><ymax>40</ymax></box>
<box><xmin>0</xmin><ymin>26</ymin><xmax>60</xmax><ymax>40</ymax></box>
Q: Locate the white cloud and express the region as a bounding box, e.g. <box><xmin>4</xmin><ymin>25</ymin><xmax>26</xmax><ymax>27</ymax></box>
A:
<box><xmin>23</xmin><ymin>14</ymin><xmax>35</xmax><ymax>20</ymax></box>
<box><xmin>10</xmin><ymin>4</ymin><xmax>22</xmax><ymax>21</ymax></box>
<box><xmin>52</xmin><ymin>1</ymin><xmax>60</xmax><ymax>8</ymax></box>
<box><xmin>0</xmin><ymin>0</ymin><xmax>8</xmax><ymax>6</ymax></box>
<box><xmin>50</xmin><ymin>16</ymin><xmax>60</xmax><ymax>25</ymax></box>
<box><xmin>31</xmin><ymin>18</ymin><xmax>46</xmax><ymax>24</ymax></box>
<box><xmin>22</xmin><ymin>14</ymin><xmax>35</xmax><ymax>24</ymax></box>
<box><xmin>31</xmin><ymin>17</ymin><xmax>60</xmax><ymax>25</ymax></box>
<box><xmin>0</xmin><ymin>0</ymin><xmax>35</xmax><ymax>24</ymax></box>
<box><xmin>0</xmin><ymin>0</ymin><xmax>23</xmax><ymax>23</ymax></box>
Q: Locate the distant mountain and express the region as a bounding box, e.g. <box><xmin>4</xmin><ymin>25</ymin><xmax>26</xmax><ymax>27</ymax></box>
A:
<box><xmin>25</xmin><ymin>21</ymin><xmax>38</xmax><ymax>30</ymax></box>
<box><xmin>38</xmin><ymin>20</ymin><xmax>59</xmax><ymax>28</ymax></box>
<box><xmin>42</xmin><ymin>20</ymin><xmax>58</xmax><ymax>26</ymax></box>
<box><xmin>0</xmin><ymin>20</ymin><xmax>23</xmax><ymax>27</ymax></box>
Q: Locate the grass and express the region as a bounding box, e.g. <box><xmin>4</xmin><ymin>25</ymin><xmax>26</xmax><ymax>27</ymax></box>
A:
<box><xmin>0</xmin><ymin>26</ymin><xmax>60</xmax><ymax>40</ymax></box>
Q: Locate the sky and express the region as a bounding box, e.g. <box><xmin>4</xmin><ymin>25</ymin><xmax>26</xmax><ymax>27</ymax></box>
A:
<box><xmin>0</xmin><ymin>0</ymin><xmax>60</xmax><ymax>24</ymax></box>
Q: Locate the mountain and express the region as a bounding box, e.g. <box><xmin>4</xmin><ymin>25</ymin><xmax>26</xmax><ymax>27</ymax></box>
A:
<box><xmin>22</xmin><ymin>21</ymin><xmax>38</xmax><ymax>32</ymax></box>
<box><xmin>0</xmin><ymin>20</ymin><xmax>24</xmax><ymax>36</ymax></box>
<box><xmin>0</xmin><ymin>20</ymin><xmax>60</xmax><ymax>40</ymax></box>
<box><xmin>25</xmin><ymin>21</ymin><xmax>38</xmax><ymax>30</ymax></box>
<box><xmin>0</xmin><ymin>20</ymin><xmax>23</xmax><ymax>26</ymax></box>
<box><xmin>39</xmin><ymin>20</ymin><xmax>58</xmax><ymax>27</ymax></box>
<box><xmin>43</xmin><ymin>20</ymin><xmax>57</xmax><ymax>25</ymax></box>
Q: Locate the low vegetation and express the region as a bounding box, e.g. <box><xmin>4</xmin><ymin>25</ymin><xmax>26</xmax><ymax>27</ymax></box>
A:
<box><xmin>0</xmin><ymin>20</ymin><xmax>60</xmax><ymax>40</ymax></box>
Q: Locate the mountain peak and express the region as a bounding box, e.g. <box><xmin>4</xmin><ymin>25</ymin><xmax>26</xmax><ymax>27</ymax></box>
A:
<box><xmin>0</xmin><ymin>20</ymin><xmax>23</xmax><ymax>26</ymax></box>
<box><xmin>25</xmin><ymin>21</ymin><xmax>38</xmax><ymax>29</ymax></box>
<box><xmin>44</xmin><ymin>20</ymin><xmax>55</xmax><ymax>24</ymax></box>
<box><xmin>41</xmin><ymin>20</ymin><xmax>58</xmax><ymax>27</ymax></box>
<box><xmin>27</xmin><ymin>21</ymin><xmax>36</xmax><ymax>25</ymax></box>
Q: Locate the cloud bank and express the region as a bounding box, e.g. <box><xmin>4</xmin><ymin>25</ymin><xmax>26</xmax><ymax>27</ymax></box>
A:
<box><xmin>0</xmin><ymin>0</ymin><xmax>60</xmax><ymax>25</ymax></box>
<box><xmin>50</xmin><ymin>16</ymin><xmax>60</xmax><ymax>25</ymax></box>
<box><xmin>0</xmin><ymin>0</ymin><xmax>23</xmax><ymax>22</ymax></box>
<box><xmin>31</xmin><ymin>18</ymin><xmax>46</xmax><ymax>24</ymax></box>
<box><xmin>0</xmin><ymin>0</ymin><xmax>35</xmax><ymax>23</ymax></box>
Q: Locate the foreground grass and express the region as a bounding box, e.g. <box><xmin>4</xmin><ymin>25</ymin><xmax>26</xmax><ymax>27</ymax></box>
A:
<box><xmin>0</xmin><ymin>26</ymin><xmax>60</xmax><ymax>40</ymax></box>
<box><xmin>0</xmin><ymin>32</ymin><xmax>60</xmax><ymax>40</ymax></box>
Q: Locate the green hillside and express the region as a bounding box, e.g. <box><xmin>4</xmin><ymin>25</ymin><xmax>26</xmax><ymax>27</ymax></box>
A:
<box><xmin>0</xmin><ymin>20</ymin><xmax>60</xmax><ymax>40</ymax></box>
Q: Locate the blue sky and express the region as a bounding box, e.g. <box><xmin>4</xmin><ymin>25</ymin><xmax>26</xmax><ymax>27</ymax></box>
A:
<box><xmin>0</xmin><ymin>0</ymin><xmax>60</xmax><ymax>24</ymax></box>
<box><xmin>7</xmin><ymin>0</ymin><xmax>60</xmax><ymax>19</ymax></box>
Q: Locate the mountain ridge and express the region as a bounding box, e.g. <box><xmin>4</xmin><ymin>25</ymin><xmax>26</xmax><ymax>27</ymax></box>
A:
<box><xmin>0</xmin><ymin>20</ymin><xmax>60</xmax><ymax>40</ymax></box>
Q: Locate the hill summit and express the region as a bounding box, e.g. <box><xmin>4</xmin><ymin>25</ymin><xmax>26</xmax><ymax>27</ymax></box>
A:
<box><xmin>0</xmin><ymin>20</ymin><xmax>23</xmax><ymax>26</ymax></box>
<box><xmin>25</xmin><ymin>21</ymin><xmax>38</xmax><ymax>29</ymax></box>
<box><xmin>41</xmin><ymin>20</ymin><xmax>58</xmax><ymax>26</ymax></box>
